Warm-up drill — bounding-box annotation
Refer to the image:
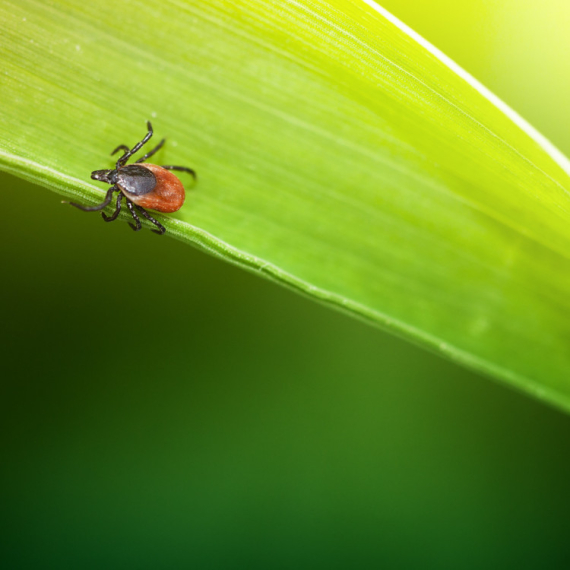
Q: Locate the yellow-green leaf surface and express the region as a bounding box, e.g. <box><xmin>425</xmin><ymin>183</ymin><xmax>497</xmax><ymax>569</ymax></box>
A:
<box><xmin>2</xmin><ymin>0</ymin><xmax>570</xmax><ymax>410</ymax></box>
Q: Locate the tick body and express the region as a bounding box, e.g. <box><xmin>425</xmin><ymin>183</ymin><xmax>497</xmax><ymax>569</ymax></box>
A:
<box><xmin>68</xmin><ymin>121</ymin><xmax>196</xmax><ymax>234</ymax></box>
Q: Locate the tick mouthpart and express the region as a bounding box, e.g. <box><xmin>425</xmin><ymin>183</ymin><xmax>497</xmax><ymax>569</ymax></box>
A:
<box><xmin>91</xmin><ymin>169</ymin><xmax>114</xmax><ymax>183</ymax></box>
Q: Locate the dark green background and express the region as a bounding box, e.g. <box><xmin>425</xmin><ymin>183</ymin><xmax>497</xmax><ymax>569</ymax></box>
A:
<box><xmin>3</xmin><ymin>0</ymin><xmax>570</xmax><ymax>568</ymax></box>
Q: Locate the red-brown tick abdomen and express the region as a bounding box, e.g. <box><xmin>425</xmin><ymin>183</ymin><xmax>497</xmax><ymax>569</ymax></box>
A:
<box><xmin>121</xmin><ymin>163</ymin><xmax>185</xmax><ymax>213</ymax></box>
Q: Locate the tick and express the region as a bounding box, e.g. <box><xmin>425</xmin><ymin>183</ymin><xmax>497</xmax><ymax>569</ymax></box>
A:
<box><xmin>67</xmin><ymin>121</ymin><xmax>196</xmax><ymax>234</ymax></box>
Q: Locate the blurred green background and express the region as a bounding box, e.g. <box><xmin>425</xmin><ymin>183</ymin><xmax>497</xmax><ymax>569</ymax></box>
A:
<box><xmin>2</xmin><ymin>0</ymin><xmax>570</xmax><ymax>568</ymax></box>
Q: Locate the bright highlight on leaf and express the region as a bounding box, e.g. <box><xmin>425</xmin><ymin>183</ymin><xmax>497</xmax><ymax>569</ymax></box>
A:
<box><xmin>2</xmin><ymin>0</ymin><xmax>570</xmax><ymax>411</ymax></box>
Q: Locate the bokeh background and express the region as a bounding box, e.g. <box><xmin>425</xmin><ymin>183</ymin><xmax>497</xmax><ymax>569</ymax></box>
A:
<box><xmin>2</xmin><ymin>0</ymin><xmax>570</xmax><ymax>568</ymax></box>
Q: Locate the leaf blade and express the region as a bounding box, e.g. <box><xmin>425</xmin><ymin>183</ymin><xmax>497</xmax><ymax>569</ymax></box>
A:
<box><xmin>2</xmin><ymin>0</ymin><xmax>570</xmax><ymax>410</ymax></box>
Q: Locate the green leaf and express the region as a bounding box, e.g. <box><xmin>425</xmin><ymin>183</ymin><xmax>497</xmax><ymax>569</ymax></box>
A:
<box><xmin>2</xmin><ymin>0</ymin><xmax>570</xmax><ymax>411</ymax></box>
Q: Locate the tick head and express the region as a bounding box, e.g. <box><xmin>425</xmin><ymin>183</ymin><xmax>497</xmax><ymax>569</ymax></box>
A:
<box><xmin>91</xmin><ymin>169</ymin><xmax>117</xmax><ymax>184</ymax></box>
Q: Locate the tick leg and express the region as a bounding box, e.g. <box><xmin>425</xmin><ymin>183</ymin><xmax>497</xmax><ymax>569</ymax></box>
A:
<box><xmin>66</xmin><ymin>186</ymin><xmax>116</xmax><ymax>211</ymax></box>
<box><xmin>126</xmin><ymin>199</ymin><xmax>142</xmax><ymax>231</ymax></box>
<box><xmin>101</xmin><ymin>192</ymin><xmax>123</xmax><ymax>222</ymax></box>
<box><xmin>111</xmin><ymin>144</ymin><xmax>130</xmax><ymax>156</ymax></box>
<box><xmin>136</xmin><ymin>138</ymin><xmax>165</xmax><ymax>163</ymax></box>
<box><xmin>136</xmin><ymin>205</ymin><xmax>166</xmax><ymax>235</ymax></box>
<box><xmin>116</xmin><ymin>121</ymin><xmax>153</xmax><ymax>168</ymax></box>
<box><xmin>161</xmin><ymin>165</ymin><xmax>197</xmax><ymax>181</ymax></box>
